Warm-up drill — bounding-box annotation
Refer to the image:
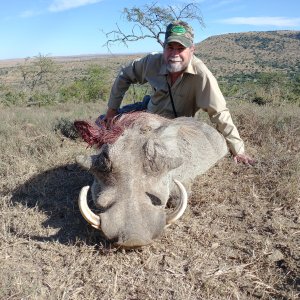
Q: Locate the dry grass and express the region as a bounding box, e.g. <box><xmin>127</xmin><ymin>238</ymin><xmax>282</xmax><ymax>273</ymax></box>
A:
<box><xmin>0</xmin><ymin>101</ymin><xmax>299</xmax><ymax>299</ymax></box>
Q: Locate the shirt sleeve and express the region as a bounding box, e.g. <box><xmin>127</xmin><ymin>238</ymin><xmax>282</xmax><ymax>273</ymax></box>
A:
<box><xmin>108</xmin><ymin>56</ymin><xmax>149</xmax><ymax>109</ymax></box>
<box><xmin>209</xmin><ymin>108</ymin><xmax>245</xmax><ymax>155</ymax></box>
<box><xmin>197</xmin><ymin>67</ymin><xmax>245</xmax><ymax>155</ymax></box>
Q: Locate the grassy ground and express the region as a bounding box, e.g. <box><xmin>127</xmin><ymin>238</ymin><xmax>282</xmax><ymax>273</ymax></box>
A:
<box><xmin>0</xmin><ymin>101</ymin><xmax>299</xmax><ymax>299</ymax></box>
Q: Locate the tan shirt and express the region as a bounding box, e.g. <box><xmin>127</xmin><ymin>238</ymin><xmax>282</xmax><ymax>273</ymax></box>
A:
<box><xmin>108</xmin><ymin>52</ymin><xmax>245</xmax><ymax>155</ymax></box>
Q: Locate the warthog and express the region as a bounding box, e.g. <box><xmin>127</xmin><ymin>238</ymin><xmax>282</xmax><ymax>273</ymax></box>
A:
<box><xmin>74</xmin><ymin>112</ymin><xmax>228</xmax><ymax>248</ymax></box>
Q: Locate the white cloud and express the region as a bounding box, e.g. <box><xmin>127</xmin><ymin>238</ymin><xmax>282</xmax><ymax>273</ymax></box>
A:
<box><xmin>48</xmin><ymin>0</ymin><xmax>103</xmax><ymax>12</ymax></box>
<box><xmin>220</xmin><ymin>17</ymin><xmax>300</xmax><ymax>27</ymax></box>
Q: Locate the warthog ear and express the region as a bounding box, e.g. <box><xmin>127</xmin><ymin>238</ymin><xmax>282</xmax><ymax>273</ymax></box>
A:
<box><xmin>76</xmin><ymin>155</ymin><xmax>93</xmax><ymax>170</ymax></box>
<box><xmin>143</xmin><ymin>138</ymin><xmax>183</xmax><ymax>173</ymax></box>
<box><xmin>76</xmin><ymin>151</ymin><xmax>111</xmax><ymax>173</ymax></box>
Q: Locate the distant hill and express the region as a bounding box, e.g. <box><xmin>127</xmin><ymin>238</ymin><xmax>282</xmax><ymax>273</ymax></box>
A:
<box><xmin>195</xmin><ymin>30</ymin><xmax>300</xmax><ymax>78</ymax></box>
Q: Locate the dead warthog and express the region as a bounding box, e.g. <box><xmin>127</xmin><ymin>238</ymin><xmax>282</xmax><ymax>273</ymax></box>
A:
<box><xmin>75</xmin><ymin>112</ymin><xmax>227</xmax><ymax>248</ymax></box>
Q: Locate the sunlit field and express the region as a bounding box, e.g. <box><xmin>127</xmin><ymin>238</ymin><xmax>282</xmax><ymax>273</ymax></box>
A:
<box><xmin>0</xmin><ymin>99</ymin><xmax>299</xmax><ymax>299</ymax></box>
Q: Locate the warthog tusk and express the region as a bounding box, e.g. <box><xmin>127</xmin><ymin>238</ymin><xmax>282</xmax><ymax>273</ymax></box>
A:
<box><xmin>166</xmin><ymin>179</ymin><xmax>188</xmax><ymax>226</ymax></box>
<box><xmin>78</xmin><ymin>186</ymin><xmax>101</xmax><ymax>229</ymax></box>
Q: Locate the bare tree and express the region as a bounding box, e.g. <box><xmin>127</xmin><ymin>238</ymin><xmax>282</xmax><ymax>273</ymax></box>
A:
<box><xmin>19</xmin><ymin>54</ymin><xmax>57</xmax><ymax>92</ymax></box>
<box><xmin>103</xmin><ymin>2</ymin><xmax>204</xmax><ymax>50</ymax></box>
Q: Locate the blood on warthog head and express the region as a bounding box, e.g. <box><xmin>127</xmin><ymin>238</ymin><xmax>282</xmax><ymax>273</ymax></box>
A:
<box><xmin>74</xmin><ymin>112</ymin><xmax>162</xmax><ymax>148</ymax></box>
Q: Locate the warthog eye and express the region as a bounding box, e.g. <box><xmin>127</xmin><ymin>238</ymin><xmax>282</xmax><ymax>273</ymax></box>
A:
<box><xmin>96</xmin><ymin>146</ymin><xmax>112</xmax><ymax>172</ymax></box>
<box><xmin>146</xmin><ymin>192</ymin><xmax>162</xmax><ymax>206</ymax></box>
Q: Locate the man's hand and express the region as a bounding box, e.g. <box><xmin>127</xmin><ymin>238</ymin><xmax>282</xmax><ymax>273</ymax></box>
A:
<box><xmin>103</xmin><ymin>108</ymin><xmax>118</xmax><ymax>127</ymax></box>
<box><xmin>233</xmin><ymin>153</ymin><xmax>256</xmax><ymax>165</ymax></box>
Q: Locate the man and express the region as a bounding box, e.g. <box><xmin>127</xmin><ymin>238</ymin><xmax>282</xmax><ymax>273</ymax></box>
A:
<box><xmin>101</xmin><ymin>21</ymin><xmax>254</xmax><ymax>165</ymax></box>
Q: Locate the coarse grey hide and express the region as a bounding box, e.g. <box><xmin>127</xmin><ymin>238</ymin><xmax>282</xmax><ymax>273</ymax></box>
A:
<box><xmin>76</xmin><ymin>113</ymin><xmax>228</xmax><ymax>248</ymax></box>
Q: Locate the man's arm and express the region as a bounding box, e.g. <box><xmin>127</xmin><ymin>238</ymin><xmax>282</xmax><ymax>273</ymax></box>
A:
<box><xmin>102</xmin><ymin>55</ymin><xmax>149</xmax><ymax>125</ymax></box>
<box><xmin>209</xmin><ymin>108</ymin><xmax>244</xmax><ymax>155</ymax></box>
<box><xmin>209</xmin><ymin>109</ymin><xmax>255</xmax><ymax>165</ymax></box>
<box><xmin>103</xmin><ymin>108</ymin><xmax>118</xmax><ymax>125</ymax></box>
<box><xmin>197</xmin><ymin>65</ymin><xmax>255</xmax><ymax>164</ymax></box>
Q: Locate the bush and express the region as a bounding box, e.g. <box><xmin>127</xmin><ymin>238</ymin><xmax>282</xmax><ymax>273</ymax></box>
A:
<box><xmin>122</xmin><ymin>83</ymin><xmax>151</xmax><ymax>104</ymax></box>
<box><xmin>0</xmin><ymin>84</ymin><xmax>26</xmax><ymax>106</ymax></box>
<box><xmin>220</xmin><ymin>71</ymin><xmax>300</xmax><ymax>105</ymax></box>
<box><xmin>53</xmin><ymin>117</ymin><xmax>80</xmax><ymax>140</ymax></box>
<box><xmin>59</xmin><ymin>65</ymin><xmax>111</xmax><ymax>103</ymax></box>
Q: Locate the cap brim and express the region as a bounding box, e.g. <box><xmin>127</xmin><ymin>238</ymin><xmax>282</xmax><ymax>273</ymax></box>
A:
<box><xmin>165</xmin><ymin>36</ymin><xmax>193</xmax><ymax>48</ymax></box>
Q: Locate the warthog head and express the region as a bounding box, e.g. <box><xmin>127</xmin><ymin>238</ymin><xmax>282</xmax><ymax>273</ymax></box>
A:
<box><xmin>75</xmin><ymin>112</ymin><xmax>227</xmax><ymax>248</ymax></box>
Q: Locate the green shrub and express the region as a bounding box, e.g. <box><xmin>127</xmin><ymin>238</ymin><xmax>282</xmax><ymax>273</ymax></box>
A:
<box><xmin>53</xmin><ymin>117</ymin><xmax>79</xmax><ymax>140</ymax></box>
<box><xmin>219</xmin><ymin>71</ymin><xmax>300</xmax><ymax>105</ymax></box>
<box><xmin>122</xmin><ymin>83</ymin><xmax>151</xmax><ymax>104</ymax></box>
<box><xmin>0</xmin><ymin>84</ymin><xmax>26</xmax><ymax>106</ymax></box>
<box><xmin>59</xmin><ymin>65</ymin><xmax>111</xmax><ymax>103</ymax></box>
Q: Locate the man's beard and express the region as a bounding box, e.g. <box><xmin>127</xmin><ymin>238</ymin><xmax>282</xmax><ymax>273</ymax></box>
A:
<box><xmin>166</xmin><ymin>60</ymin><xmax>189</xmax><ymax>73</ymax></box>
<box><xmin>167</xmin><ymin>62</ymin><xmax>185</xmax><ymax>73</ymax></box>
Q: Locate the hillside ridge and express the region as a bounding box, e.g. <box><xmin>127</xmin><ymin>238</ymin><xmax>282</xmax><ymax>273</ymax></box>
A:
<box><xmin>195</xmin><ymin>30</ymin><xmax>300</xmax><ymax>77</ymax></box>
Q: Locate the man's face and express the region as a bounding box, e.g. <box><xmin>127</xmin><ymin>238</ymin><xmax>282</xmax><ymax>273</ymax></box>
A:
<box><xmin>163</xmin><ymin>42</ymin><xmax>195</xmax><ymax>73</ymax></box>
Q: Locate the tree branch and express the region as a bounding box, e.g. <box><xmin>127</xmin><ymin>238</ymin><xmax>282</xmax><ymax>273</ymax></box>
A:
<box><xmin>103</xmin><ymin>2</ymin><xmax>205</xmax><ymax>51</ymax></box>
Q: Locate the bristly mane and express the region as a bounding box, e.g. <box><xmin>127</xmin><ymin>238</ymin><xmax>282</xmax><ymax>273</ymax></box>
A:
<box><xmin>74</xmin><ymin>112</ymin><xmax>153</xmax><ymax>148</ymax></box>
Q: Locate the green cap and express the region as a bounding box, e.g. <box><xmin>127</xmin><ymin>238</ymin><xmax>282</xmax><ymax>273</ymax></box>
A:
<box><xmin>164</xmin><ymin>21</ymin><xmax>194</xmax><ymax>48</ymax></box>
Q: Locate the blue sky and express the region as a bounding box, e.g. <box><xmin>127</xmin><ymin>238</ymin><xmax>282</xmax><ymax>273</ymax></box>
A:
<box><xmin>1</xmin><ymin>0</ymin><xmax>299</xmax><ymax>60</ymax></box>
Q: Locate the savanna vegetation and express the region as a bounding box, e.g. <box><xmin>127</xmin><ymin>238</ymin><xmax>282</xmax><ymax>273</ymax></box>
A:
<box><xmin>196</xmin><ymin>30</ymin><xmax>300</xmax><ymax>106</ymax></box>
<box><xmin>0</xmin><ymin>29</ymin><xmax>299</xmax><ymax>299</ymax></box>
<box><xmin>1</xmin><ymin>31</ymin><xmax>300</xmax><ymax>107</ymax></box>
